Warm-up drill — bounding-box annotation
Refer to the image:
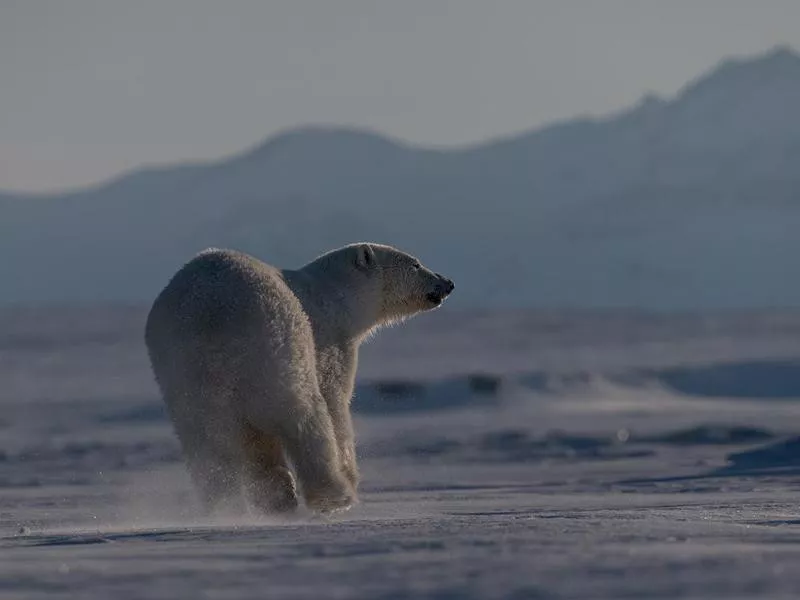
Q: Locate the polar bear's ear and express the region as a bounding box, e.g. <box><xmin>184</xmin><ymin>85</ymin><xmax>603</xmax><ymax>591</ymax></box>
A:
<box><xmin>355</xmin><ymin>244</ymin><xmax>376</xmax><ymax>270</ymax></box>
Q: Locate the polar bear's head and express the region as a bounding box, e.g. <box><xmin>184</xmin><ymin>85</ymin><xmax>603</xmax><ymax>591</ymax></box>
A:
<box><xmin>304</xmin><ymin>243</ymin><xmax>454</xmax><ymax>335</ymax></box>
<box><xmin>356</xmin><ymin>243</ymin><xmax>454</xmax><ymax>321</ymax></box>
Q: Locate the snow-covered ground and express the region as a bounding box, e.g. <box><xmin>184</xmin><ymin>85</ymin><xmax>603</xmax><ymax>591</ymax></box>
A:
<box><xmin>3</xmin><ymin>307</ymin><xmax>800</xmax><ymax>599</ymax></box>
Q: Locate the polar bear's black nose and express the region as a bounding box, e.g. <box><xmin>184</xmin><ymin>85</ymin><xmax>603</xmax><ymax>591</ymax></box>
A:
<box><xmin>436</xmin><ymin>274</ymin><xmax>455</xmax><ymax>294</ymax></box>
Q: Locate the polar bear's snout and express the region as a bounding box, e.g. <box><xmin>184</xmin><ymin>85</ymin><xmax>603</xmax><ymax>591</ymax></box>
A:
<box><xmin>426</xmin><ymin>273</ymin><xmax>455</xmax><ymax>306</ymax></box>
<box><xmin>435</xmin><ymin>273</ymin><xmax>455</xmax><ymax>295</ymax></box>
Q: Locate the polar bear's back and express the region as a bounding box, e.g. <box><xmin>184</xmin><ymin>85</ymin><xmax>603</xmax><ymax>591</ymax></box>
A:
<box><xmin>145</xmin><ymin>249</ymin><xmax>317</xmax><ymax>420</ymax></box>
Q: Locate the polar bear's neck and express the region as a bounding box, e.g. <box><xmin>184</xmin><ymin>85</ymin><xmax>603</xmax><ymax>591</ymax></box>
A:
<box><xmin>281</xmin><ymin>268</ymin><xmax>379</xmax><ymax>345</ymax></box>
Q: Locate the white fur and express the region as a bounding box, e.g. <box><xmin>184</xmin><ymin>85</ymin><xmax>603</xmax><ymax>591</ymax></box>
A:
<box><xmin>145</xmin><ymin>242</ymin><xmax>452</xmax><ymax>514</ymax></box>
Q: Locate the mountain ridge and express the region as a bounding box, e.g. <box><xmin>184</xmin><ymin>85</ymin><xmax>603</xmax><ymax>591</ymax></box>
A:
<box><xmin>3</xmin><ymin>46</ymin><xmax>800</xmax><ymax>309</ymax></box>
<box><xmin>4</xmin><ymin>45</ymin><xmax>799</xmax><ymax>198</ymax></box>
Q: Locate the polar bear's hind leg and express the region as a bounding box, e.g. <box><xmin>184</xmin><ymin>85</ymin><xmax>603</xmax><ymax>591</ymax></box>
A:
<box><xmin>241</xmin><ymin>422</ymin><xmax>299</xmax><ymax>514</ymax></box>
<box><xmin>182</xmin><ymin>436</ymin><xmax>246</xmax><ymax>516</ymax></box>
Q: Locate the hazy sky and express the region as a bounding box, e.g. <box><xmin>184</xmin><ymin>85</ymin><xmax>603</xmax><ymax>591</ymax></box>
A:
<box><xmin>2</xmin><ymin>0</ymin><xmax>800</xmax><ymax>192</ymax></box>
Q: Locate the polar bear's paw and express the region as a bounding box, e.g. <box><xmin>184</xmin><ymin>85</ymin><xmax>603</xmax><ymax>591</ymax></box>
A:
<box><xmin>304</xmin><ymin>479</ymin><xmax>358</xmax><ymax>515</ymax></box>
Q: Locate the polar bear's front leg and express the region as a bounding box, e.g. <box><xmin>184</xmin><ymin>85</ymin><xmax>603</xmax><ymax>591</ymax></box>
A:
<box><xmin>315</xmin><ymin>344</ymin><xmax>360</xmax><ymax>490</ymax></box>
<box><xmin>326</xmin><ymin>400</ymin><xmax>360</xmax><ymax>490</ymax></box>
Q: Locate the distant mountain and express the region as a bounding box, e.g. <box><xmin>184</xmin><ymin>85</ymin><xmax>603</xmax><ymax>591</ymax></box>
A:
<box><xmin>3</xmin><ymin>46</ymin><xmax>800</xmax><ymax>309</ymax></box>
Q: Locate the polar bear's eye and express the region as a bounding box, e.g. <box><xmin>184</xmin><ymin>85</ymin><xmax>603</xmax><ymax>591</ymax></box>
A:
<box><xmin>411</xmin><ymin>262</ymin><xmax>421</xmax><ymax>271</ymax></box>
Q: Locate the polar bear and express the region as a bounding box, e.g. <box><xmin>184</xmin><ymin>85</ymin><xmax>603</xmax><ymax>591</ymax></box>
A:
<box><xmin>145</xmin><ymin>243</ymin><xmax>454</xmax><ymax>515</ymax></box>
